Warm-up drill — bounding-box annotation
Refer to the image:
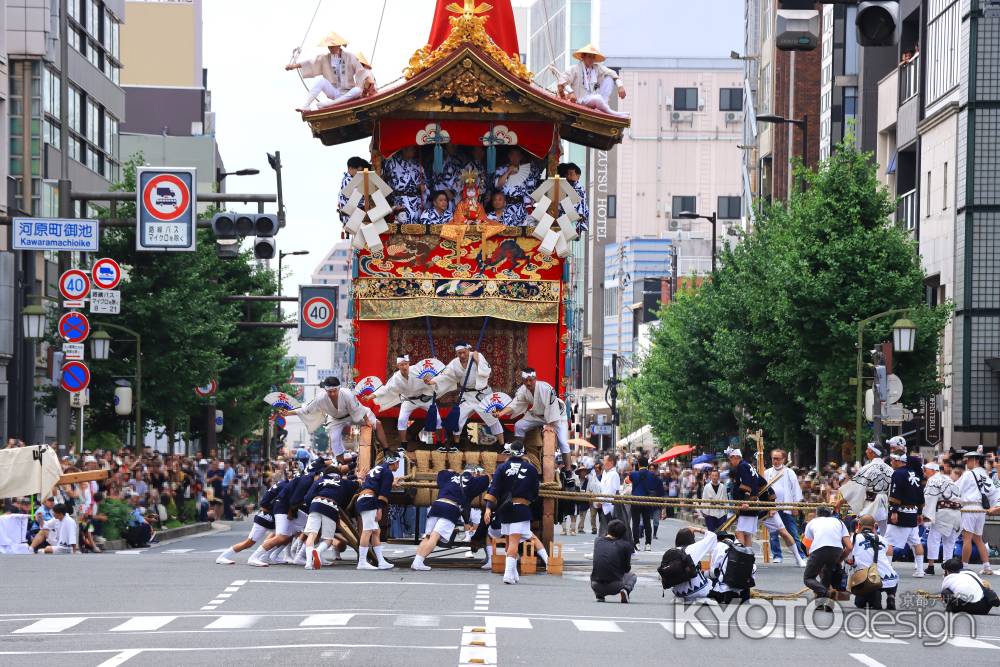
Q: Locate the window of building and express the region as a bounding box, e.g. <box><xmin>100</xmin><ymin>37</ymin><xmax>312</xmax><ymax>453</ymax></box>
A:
<box><xmin>759</xmin><ymin>65</ymin><xmax>771</xmax><ymax>115</ymax></box>
<box><xmin>607</xmin><ymin>194</ymin><xmax>617</xmax><ymax>218</ymax></box>
<box><xmin>86</xmin><ymin>99</ymin><xmax>99</xmax><ymax>145</ymax></box>
<box><xmin>720</xmin><ymin>88</ymin><xmax>743</xmax><ymax>111</ymax></box>
<box><xmin>844</xmin><ymin>86</ymin><xmax>858</xmax><ymax>123</ymax></box>
<box><xmin>926</xmin><ymin>0</ymin><xmax>960</xmax><ymax>104</ymax></box>
<box><xmin>671</xmin><ymin>196</ymin><xmax>697</xmax><ymax>217</ymax></box>
<box><xmin>926</xmin><ymin>171</ymin><xmax>932</xmax><ymax>216</ymax></box>
<box><xmin>761</xmin><ymin>0</ymin><xmax>771</xmax><ymax>42</ymax></box>
<box><xmin>943</xmin><ymin>162</ymin><xmax>948</xmax><ymax>209</ymax></box>
<box><xmin>569</xmin><ymin>0</ymin><xmax>592</xmax><ymax>51</ymax></box>
<box><xmin>844</xmin><ymin>6</ymin><xmax>859</xmax><ymax>75</ymax></box>
<box><xmin>718</xmin><ymin>196</ymin><xmax>742</xmax><ymax>219</ymax></box>
<box><xmin>673</xmin><ymin>87</ymin><xmax>698</xmax><ymax>111</ymax></box>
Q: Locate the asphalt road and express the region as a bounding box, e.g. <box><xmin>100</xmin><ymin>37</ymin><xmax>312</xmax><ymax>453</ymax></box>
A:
<box><xmin>2</xmin><ymin>518</ymin><xmax>1000</xmax><ymax>667</ymax></box>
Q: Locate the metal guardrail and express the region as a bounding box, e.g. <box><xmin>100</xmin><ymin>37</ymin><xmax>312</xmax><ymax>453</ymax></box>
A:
<box><xmin>897</xmin><ymin>189</ymin><xmax>917</xmax><ymax>231</ymax></box>
<box><xmin>899</xmin><ymin>54</ymin><xmax>920</xmax><ymax>105</ymax></box>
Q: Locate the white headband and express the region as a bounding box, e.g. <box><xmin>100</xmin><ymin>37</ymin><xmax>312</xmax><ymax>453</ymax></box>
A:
<box><xmin>455</xmin><ymin>344</ymin><xmax>471</xmax><ymax>351</ymax></box>
<box><xmin>867</xmin><ymin>442</ymin><xmax>882</xmax><ymax>456</ymax></box>
<box><xmin>522</xmin><ymin>371</ymin><xmax>537</xmax><ymax>379</ymax></box>
<box><xmin>396</xmin><ymin>355</ymin><xmax>410</xmax><ymax>364</ymax></box>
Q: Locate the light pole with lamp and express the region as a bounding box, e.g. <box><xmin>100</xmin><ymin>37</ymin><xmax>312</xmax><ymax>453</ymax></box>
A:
<box><xmin>90</xmin><ymin>324</ymin><xmax>142</xmax><ymax>450</ymax></box>
<box><xmin>677</xmin><ymin>210</ymin><xmax>719</xmax><ymax>274</ymax></box>
<box><xmin>852</xmin><ymin>310</ymin><xmax>917</xmax><ymax>461</ymax></box>
<box><xmin>756</xmin><ymin>114</ymin><xmax>809</xmax><ymax>191</ymax></box>
<box><xmin>277</xmin><ymin>250</ymin><xmax>310</xmax><ymax>319</ymax></box>
<box><xmin>215</xmin><ymin>167</ymin><xmax>260</xmax><ymax>191</ymax></box>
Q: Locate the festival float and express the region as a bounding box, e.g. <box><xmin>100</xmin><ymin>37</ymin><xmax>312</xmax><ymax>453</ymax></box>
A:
<box><xmin>299</xmin><ymin>0</ymin><xmax>628</xmax><ymax>546</ymax></box>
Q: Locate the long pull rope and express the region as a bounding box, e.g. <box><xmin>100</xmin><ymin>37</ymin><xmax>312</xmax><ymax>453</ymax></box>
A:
<box><xmin>290</xmin><ymin>0</ymin><xmax>325</xmax><ymax>91</ymax></box>
<box><xmin>370</xmin><ymin>0</ymin><xmax>389</xmax><ymax>67</ymax></box>
<box><xmin>424</xmin><ymin>316</ymin><xmax>437</xmax><ymax>359</ymax></box>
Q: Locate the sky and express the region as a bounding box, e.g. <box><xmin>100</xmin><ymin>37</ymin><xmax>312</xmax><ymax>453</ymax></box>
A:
<box><xmin>203</xmin><ymin>0</ymin><xmax>443</xmax><ymax>308</ymax></box>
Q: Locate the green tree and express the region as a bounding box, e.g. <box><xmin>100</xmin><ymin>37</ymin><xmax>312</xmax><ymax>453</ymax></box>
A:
<box><xmin>636</xmin><ymin>136</ymin><xmax>949</xmax><ymax>458</ymax></box>
<box><xmin>78</xmin><ymin>155</ymin><xmax>291</xmax><ymax>447</ymax></box>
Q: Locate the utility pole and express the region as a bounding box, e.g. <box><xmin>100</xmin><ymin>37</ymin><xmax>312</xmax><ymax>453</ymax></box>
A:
<box><xmin>609</xmin><ymin>353</ymin><xmax>619</xmax><ymax>453</ymax></box>
<box><xmin>56</xmin><ymin>0</ymin><xmax>72</xmax><ymax>452</ymax></box>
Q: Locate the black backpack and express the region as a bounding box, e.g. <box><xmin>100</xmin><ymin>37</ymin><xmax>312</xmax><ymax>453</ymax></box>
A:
<box><xmin>719</xmin><ymin>539</ymin><xmax>755</xmax><ymax>590</ymax></box>
<box><xmin>658</xmin><ymin>547</ymin><xmax>699</xmax><ymax>589</ymax></box>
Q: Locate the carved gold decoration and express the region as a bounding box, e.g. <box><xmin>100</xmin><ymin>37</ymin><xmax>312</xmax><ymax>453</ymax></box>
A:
<box><xmin>405</xmin><ymin>12</ymin><xmax>532</xmax><ymax>82</ymax></box>
<box><xmin>425</xmin><ymin>66</ymin><xmax>507</xmax><ymax>107</ymax></box>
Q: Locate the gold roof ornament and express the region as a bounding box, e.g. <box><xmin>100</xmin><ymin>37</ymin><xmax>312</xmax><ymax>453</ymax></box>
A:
<box><xmin>318</xmin><ymin>31</ymin><xmax>349</xmax><ymax>48</ymax></box>
<box><xmin>405</xmin><ymin>7</ymin><xmax>531</xmax><ymax>81</ymax></box>
<box><xmin>572</xmin><ymin>43</ymin><xmax>607</xmax><ymax>63</ymax></box>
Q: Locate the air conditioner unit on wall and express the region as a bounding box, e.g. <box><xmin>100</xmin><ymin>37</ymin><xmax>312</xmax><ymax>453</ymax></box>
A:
<box><xmin>726</xmin><ymin>112</ymin><xmax>744</xmax><ymax>124</ymax></box>
<box><xmin>671</xmin><ymin>111</ymin><xmax>693</xmax><ymax>124</ymax></box>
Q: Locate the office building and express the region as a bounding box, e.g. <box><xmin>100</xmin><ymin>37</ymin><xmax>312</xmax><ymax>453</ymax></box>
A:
<box><xmin>118</xmin><ymin>0</ymin><xmax>223</xmax><ymax>196</ymax></box>
<box><xmin>875</xmin><ymin>0</ymin><xmax>997</xmax><ymax>450</ymax></box>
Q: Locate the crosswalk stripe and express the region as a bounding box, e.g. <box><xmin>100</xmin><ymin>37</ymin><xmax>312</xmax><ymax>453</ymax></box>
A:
<box><xmin>947</xmin><ymin>637</ymin><xmax>1000</xmax><ymax>650</ymax></box>
<box><xmin>13</xmin><ymin>617</ymin><xmax>87</xmax><ymax>634</ymax></box>
<box><xmin>572</xmin><ymin>620</ymin><xmax>622</xmax><ymax>633</ymax></box>
<box><xmin>162</xmin><ymin>549</ymin><xmax>194</xmax><ymax>554</ymax></box>
<box><xmin>394</xmin><ymin>615</ymin><xmax>440</xmax><ymax>627</ymax></box>
<box><xmin>849</xmin><ymin>654</ymin><xmax>887</xmax><ymax>667</ymax></box>
<box><xmin>96</xmin><ymin>649</ymin><xmax>143</xmax><ymax>667</ymax></box>
<box><xmin>858</xmin><ymin>637</ymin><xmax>907</xmax><ymax>645</ymax></box>
<box><xmin>484</xmin><ymin>616</ymin><xmax>532</xmax><ymax>630</ymax></box>
<box><xmin>459</xmin><ymin>645</ymin><xmax>497</xmax><ymax>664</ymax></box>
<box><xmin>110</xmin><ymin>616</ymin><xmax>177</xmax><ymax>632</ymax></box>
<box><xmin>660</xmin><ymin>620</ymin><xmax>713</xmax><ymax>639</ymax></box>
<box><xmin>300</xmin><ymin>614</ymin><xmax>354</xmax><ymax>627</ymax></box>
<box><xmin>204</xmin><ymin>615</ymin><xmax>260</xmax><ymax>629</ymax></box>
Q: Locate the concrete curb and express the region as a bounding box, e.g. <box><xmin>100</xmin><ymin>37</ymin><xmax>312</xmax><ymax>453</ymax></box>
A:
<box><xmin>101</xmin><ymin>521</ymin><xmax>217</xmax><ymax>552</ymax></box>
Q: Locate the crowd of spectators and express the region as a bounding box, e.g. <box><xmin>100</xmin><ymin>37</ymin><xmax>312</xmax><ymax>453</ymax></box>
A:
<box><xmin>2</xmin><ymin>439</ymin><xmax>267</xmax><ymax>553</ymax></box>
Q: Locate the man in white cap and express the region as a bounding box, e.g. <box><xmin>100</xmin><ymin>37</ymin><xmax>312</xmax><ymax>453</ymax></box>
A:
<box><xmin>285</xmin><ymin>32</ymin><xmax>364</xmax><ymax>111</ymax></box>
<box><xmin>425</xmin><ymin>343</ymin><xmax>505</xmax><ymax>448</ymax></box>
<box><xmin>957</xmin><ymin>447</ymin><xmax>998</xmax><ymax>574</ymax></box>
<box><xmin>886</xmin><ymin>452</ymin><xmax>925</xmax><ymax>577</ymax></box>
<box><xmin>728</xmin><ymin>448</ymin><xmax>762</xmax><ymax>548</ymax></box>
<box><xmin>373</xmin><ymin>355</ymin><xmax>436</xmax><ymax>451</ymax></box>
<box><xmin>282</xmin><ymin>377</ymin><xmax>390</xmax><ymax>460</ymax></box>
<box><xmin>495</xmin><ymin>367</ymin><xmax>571</xmax><ymax>467</ymax></box>
<box><xmin>923</xmin><ymin>461</ymin><xmax>963</xmax><ymax>575</ymax></box>
<box><xmin>557</xmin><ymin>44</ymin><xmax>628</xmax><ymax>118</ymax></box>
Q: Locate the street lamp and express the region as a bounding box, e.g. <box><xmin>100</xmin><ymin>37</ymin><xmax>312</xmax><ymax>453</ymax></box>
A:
<box><xmin>277</xmin><ymin>250</ymin><xmax>310</xmax><ymax>318</ymax></box>
<box><xmin>216</xmin><ymin>167</ymin><xmax>261</xmax><ymax>184</ymax></box>
<box><xmin>90</xmin><ymin>330</ymin><xmax>111</xmax><ymax>360</ymax></box>
<box><xmin>892</xmin><ymin>318</ymin><xmax>917</xmax><ymax>353</ymax></box>
<box><xmin>677</xmin><ymin>210</ymin><xmax>719</xmax><ymax>273</ymax></box>
<box><xmin>21</xmin><ymin>304</ymin><xmax>46</xmax><ymax>339</ymax></box>
<box><xmin>756</xmin><ymin>113</ymin><xmax>809</xmax><ymax>170</ymax></box>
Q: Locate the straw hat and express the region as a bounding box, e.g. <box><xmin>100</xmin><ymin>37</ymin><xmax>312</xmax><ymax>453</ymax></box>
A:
<box><xmin>318</xmin><ymin>31</ymin><xmax>349</xmax><ymax>48</ymax></box>
<box><xmin>573</xmin><ymin>43</ymin><xmax>606</xmax><ymax>63</ymax></box>
<box><xmin>356</xmin><ymin>51</ymin><xmax>372</xmax><ymax>69</ymax></box>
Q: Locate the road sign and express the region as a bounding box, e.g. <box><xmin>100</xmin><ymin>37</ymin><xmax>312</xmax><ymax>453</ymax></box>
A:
<box><xmin>62</xmin><ymin>343</ymin><xmax>85</xmax><ymax>361</ymax></box>
<box><xmin>60</xmin><ymin>361</ymin><xmax>91</xmax><ymax>393</ymax></box>
<box><xmin>90</xmin><ymin>289</ymin><xmax>121</xmax><ymax>314</ymax></box>
<box><xmin>274</xmin><ymin>415</ymin><xmax>287</xmax><ymax>429</ymax></box>
<box><xmin>64</xmin><ymin>300</ymin><xmax>85</xmax><ymax>309</ymax></box>
<box><xmin>137</xmin><ymin>167</ymin><xmax>197</xmax><ymax>252</ymax></box>
<box><xmin>70</xmin><ymin>389</ymin><xmax>90</xmax><ymax>408</ymax></box>
<box><xmin>298</xmin><ymin>285</ymin><xmax>339</xmax><ymax>341</ymax></box>
<box><xmin>12</xmin><ymin>218</ymin><xmax>99</xmax><ymax>252</ymax></box>
<box><xmin>591</xmin><ymin>424</ymin><xmax>613</xmax><ymax>435</ymax></box>
<box><xmin>59</xmin><ymin>269</ymin><xmax>91</xmax><ymax>301</ymax></box>
<box><xmin>91</xmin><ymin>258</ymin><xmax>122</xmax><ymax>289</ymax></box>
<box><xmin>58</xmin><ymin>311</ymin><xmax>91</xmax><ymax>343</ymax></box>
<box><xmin>194</xmin><ymin>380</ymin><xmax>218</xmax><ymax>398</ymax></box>
<box><xmin>215</xmin><ymin>410</ymin><xmax>224</xmax><ymax>433</ymax></box>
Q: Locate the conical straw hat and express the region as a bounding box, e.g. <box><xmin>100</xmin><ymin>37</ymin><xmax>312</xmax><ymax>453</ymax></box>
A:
<box><xmin>356</xmin><ymin>51</ymin><xmax>372</xmax><ymax>68</ymax></box>
<box><xmin>318</xmin><ymin>31</ymin><xmax>349</xmax><ymax>48</ymax></box>
<box><xmin>573</xmin><ymin>43</ymin><xmax>606</xmax><ymax>63</ymax></box>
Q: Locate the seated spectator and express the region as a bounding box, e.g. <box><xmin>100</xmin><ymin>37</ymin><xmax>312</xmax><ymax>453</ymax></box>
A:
<box><xmin>30</xmin><ymin>503</ymin><xmax>77</xmax><ymax>554</ymax></box>
<box><xmin>124</xmin><ymin>496</ymin><xmax>154</xmax><ymax>548</ymax></box>
<box><xmin>419</xmin><ymin>190</ymin><xmax>453</xmax><ymax>225</ymax></box>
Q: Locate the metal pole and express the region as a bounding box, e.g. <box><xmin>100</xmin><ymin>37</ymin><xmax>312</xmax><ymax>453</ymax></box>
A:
<box><xmin>79</xmin><ymin>405</ymin><xmax>84</xmax><ymax>455</ymax></box>
<box><xmin>710</xmin><ymin>212</ymin><xmax>718</xmax><ymax>274</ymax></box>
<box><xmin>277</xmin><ymin>252</ymin><xmax>283</xmax><ymax>320</ymax></box>
<box><xmin>815</xmin><ymin>431</ymin><xmax>821</xmax><ymax>475</ymax></box>
<box><xmin>800</xmin><ymin>115</ymin><xmax>809</xmax><ymax>171</ymax></box>
<box><xmin>135</xmin><ymin>334</ymin><xmax>142</xmax><ymax>449</ymax></box>
<box><xmin>272</xmin><ymin>151</ymin><xmax>286</xmax><ymax>227</ymax></box>
<box><xmin>852</xmin><ymin>308</ymin><xmax>912</xmax><ymax>461</ymax></box>
<box><xmin>56</xmin><ymin>0</ymin><xmax>72</xmax><ymax>453</ymax></box>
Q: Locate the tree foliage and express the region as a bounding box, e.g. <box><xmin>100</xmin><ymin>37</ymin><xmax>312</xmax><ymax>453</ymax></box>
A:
<box><xmin>636</xmin><ymin>137</ymin><xmax>949</xmax><ymax>456</ymax></box>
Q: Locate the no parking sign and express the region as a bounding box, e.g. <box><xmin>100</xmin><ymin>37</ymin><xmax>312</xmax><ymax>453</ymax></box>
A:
<box><xmin>137</xmin><ymin>167</ymin><xmax>197</xmax><ymax>252</ymax></box>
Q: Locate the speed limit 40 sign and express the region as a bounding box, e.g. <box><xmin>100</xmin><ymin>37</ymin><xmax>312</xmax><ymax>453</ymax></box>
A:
<box><xmin>298</xmin><ymin>285</ymin><xmax>339</xmax><ymax>341</ymax></box>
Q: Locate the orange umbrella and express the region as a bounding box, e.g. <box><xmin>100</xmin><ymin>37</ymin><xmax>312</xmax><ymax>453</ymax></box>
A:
<box><xmin>652</xmin><ymin>444</ymin><xmax>695</xmax><ymax>464</ymax></box>
<box><xmin>569</xmin><ymin>438</ymin><xmax>595</xmax><ymax>449</ymax></box>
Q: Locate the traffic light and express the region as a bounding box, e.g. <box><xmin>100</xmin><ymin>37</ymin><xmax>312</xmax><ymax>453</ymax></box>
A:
<box><xmin>211</xmin><ymin>212</ymin><xmax>241</xmax><ymax>259</ymax></box>
<box><xmin>856</xmin><ymin>1</ymin><xmax>900</xmax><ymax>46</ymax></box>
<box><xmin>254</xmin><ymin>237</ymin><xmax>277</xmax><ymax>260</ymax></box>
<box><xmin>211</xmin><ymin>212</ymin><xmax>281</xmax><ymax>259</ymax></box>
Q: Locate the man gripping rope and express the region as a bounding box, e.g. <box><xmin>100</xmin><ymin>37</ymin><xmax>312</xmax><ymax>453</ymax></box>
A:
<box><xmin>922</xmin><ymin>462</ymin><xmax>962</xmax><ymax>574</ymax></box>
<box><xmin>886</xmin><ymin>452</ymin><xmax>926</xmax><ymax>577</ymax></box>
<box><xmin>495</xmin><ymin>368</ymin><xmax>570</xmax><ymax>467</ymax></box>
<box><xmin>373</xmin><ymin>355</ymin><xmax>436</xmax><ymax>450</ymax></box>
<box><xmin>483</xmin><ymin>440</ymin><xmax>541</xmax><ymax>584</ymax></box>
<box><xmin>302</xmin><ymin>468</ymin><xmax>359</xmax><ymax>570</ymax></box>
<box><xmin>426</xmin><ymin>343</ymin><xmax>505</xmax><ymax>449</ymax></box>
<box><xmin>412</xmin><ymin>466</ymin><xmax>490</xmax><ymax>571</ymax></box>
<box><xmin>218</xmin><ymin>474</ymin><xmax>286</xmax><ymax>565</ymax></box>
<box><xmin>283</xmin><ymin>377</ymin><xmax>390</xmax><ymax>461</ymax></box>
<box><xmin>355</xmin><ymin>453</ymin><xmax>401</xmax><ymax>570</ymax></box>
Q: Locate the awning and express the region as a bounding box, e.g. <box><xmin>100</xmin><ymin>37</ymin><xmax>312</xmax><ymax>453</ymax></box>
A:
<box><xmin>886</xmin><ymin>151</ymin><xmax>898</xmax><ymax>175</ymax></box>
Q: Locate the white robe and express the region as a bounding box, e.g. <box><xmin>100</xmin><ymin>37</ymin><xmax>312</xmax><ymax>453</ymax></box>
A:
<box><xmin>558</xmin><ymin>62</ymin><xmax>621</xmax><ymax>101</ymax></box>
<box><xmin>431</xmin><ymin>355</ymin><xmax>493</xmax><ymax>396</ymax></box>
<box><xmin>506</xmin><ymin>380</ymin><xmax>564</xmax><ymax>424</ymax></box>
<box><xmin>841</xmin><ymin>458</ymin><xmax>893</xmax><ymax>521</ymax></box>
<box><xmin>924</xmin><ymin>472</ymin><xmax>962</xmax><ymax>535</ymax></box>
<box><xmin>289</xmin><ymin>389</ymin><xmax>370</xmax><ymax>434</ymax></box>
<box><xmin>373</xmin><ymin>370</ymin><xmax>431</xmax><ymax>410</ymax></box>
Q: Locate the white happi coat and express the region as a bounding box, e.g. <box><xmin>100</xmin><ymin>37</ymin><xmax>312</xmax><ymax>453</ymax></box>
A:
<box><xmin>558</xmin><ymin>62</ymin><xmax>621</xmax><ymax>101</ymax></box>
<box><xmin>298</xmin><ymin>51</ymin><xmax>364</xmax><ymax>91</ymax></box>
<box><xmin>841</xmin><ymin>458</ymin><xmax>893</xmax><ymax>521</ymax></box>
<box><xmin>432</xmin><ymin>355</ymin><xmax>493</xmax><ymax>397</ymax></box>
<box><xmin>507</xmin><ymin>380</ymin><xmax>565</xmax><ymax>425</ymax></box>
<box><xmin>290</xmin><ymin>389</ymin><xmax>370</xmax><ymax>434</ymax></box>
<box><xmin>373</xmin><ymin>370</ymin><xmax>432</xmax><ymax>410</ymax></box>
<box><xmin>924</xmin><ymin>471</ymin><xmax>962</xmax><ymax>534</ymax></box>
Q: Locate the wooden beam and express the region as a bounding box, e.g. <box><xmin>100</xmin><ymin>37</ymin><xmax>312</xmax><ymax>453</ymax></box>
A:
<box><xmin>57</xmin><ymin>470</ymin><xmax>109</xmax><ymax>486</ymax></box>
<box><xmin>541</xmin><ymin>429</ymin><xmax>556</xmax><ymax>549</ymax></box>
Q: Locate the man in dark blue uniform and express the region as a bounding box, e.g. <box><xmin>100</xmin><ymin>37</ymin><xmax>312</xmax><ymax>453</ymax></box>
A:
<box><xmin>628</xmin><ymin>458</ymin><xmax>655</xmax><ymax>551</ymax></box>
<box><xmin>483</xmin><ymin>440</ymin><xmax>540</xmax><ymax>584</ymax></box>
<box><xmin>729</xmin><ymin>448</ymin><xmax>762</xmax><ymax>548</ymax></box>
<box><xmin>302</xmin><ymin>469</ymin><xmax>360</xmax><ymax>570</ymax></box>
<box><xmin>412</xmin><ymin>466</ymin><xmax>490</xmax><ymax>571</ymax></box>
<box><xmin>255</xmin><ymin>459</ymin><xmax>326</xmax><ymax>566</ymax></box>
<box><xmin>355</xmin><ymin>453</ymin><xmax>400</xmax><ymax>570</ymax></box>
<box><xmin>221</xmin><ymin>474</ymin><xmax>286</xmax><ymax>566</ymax></box>
<box><xmin>887</xmin><ymin>452</ymin><xmax>926</xmax><ymax>578</ymax></box>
